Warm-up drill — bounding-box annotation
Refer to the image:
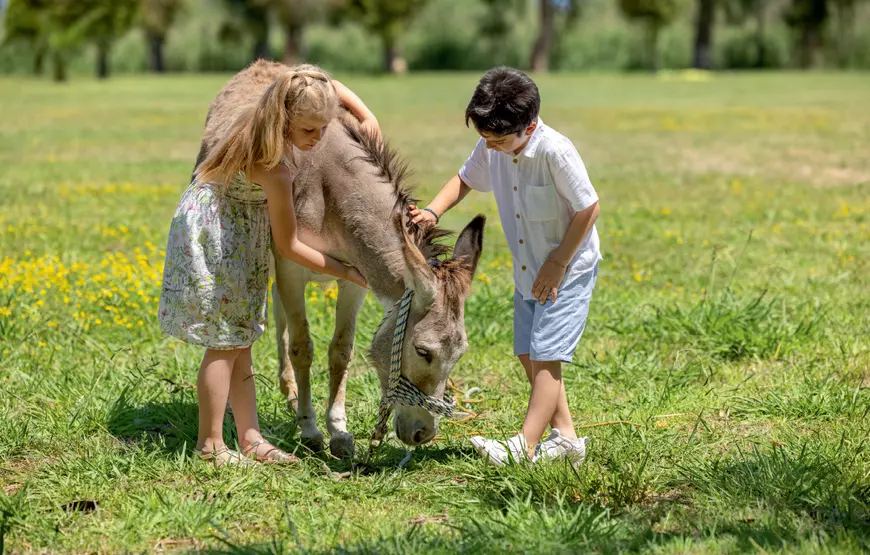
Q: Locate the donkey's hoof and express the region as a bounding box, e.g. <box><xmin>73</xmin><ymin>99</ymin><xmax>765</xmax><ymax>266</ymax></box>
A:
<box><xmin>329</xmin><ymin>432</ymin><xmax>355</xmax><ymax>459</ymax></box>
<box><xmin>301</xmin><ymin>434</ymin><xmax>325</xmax><ymax>453</ymax></box>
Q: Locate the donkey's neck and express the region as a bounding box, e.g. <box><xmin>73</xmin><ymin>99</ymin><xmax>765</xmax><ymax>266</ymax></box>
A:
<box><xmin>331</xmin><ymin>192</ymin><xmax>409</xmax><ymax>307</ymax></box>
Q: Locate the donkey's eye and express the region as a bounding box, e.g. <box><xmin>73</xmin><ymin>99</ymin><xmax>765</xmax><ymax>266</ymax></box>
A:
<box><xmin>415</xmin><ymin>346</ymin><xmax>433</xmax><ymax>364</ymax></box>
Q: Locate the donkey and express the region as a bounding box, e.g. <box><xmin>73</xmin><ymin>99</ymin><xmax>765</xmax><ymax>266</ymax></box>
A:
<box><xmin>194</xmin><ymin>61</ymin><xmax>485</xmax><ymax>458</ymax></box>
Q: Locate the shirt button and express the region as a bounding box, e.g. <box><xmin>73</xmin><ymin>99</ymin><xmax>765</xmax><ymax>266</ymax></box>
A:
<box><xmin>513</xmin><ymin>158</ymin><xmax>518</xmax><ymax>164</ymax></box>
<box><xmin>521</xmin><ymin>265</ymin><xmax>527</xmax><ymax>271</ymax></box>
<box><xmin>513</xmin><ymin>186</ymin><xmax>518</xmax><ymax>191</ymax></box>
<box><xmin>516</xmin><ymin>213</ymin><xmax>520</xmax><ymax>219</ymax></box>
<box><xmin>519</xmin><ymin>239</ymin><xmax>524</xmax><ymax>244</ymax></box>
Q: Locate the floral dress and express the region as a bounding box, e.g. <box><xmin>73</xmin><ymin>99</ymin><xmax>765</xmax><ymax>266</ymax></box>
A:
<box><xmin>158</xmin><ymin>170</ymin><xmax>280</xmax><ymax>350</ymax></box>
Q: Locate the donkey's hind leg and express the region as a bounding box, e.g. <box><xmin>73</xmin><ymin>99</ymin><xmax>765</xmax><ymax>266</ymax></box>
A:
<box><xmin>274</xmin><ymin>258</ymin><xmax>324</xmax><ymax>453</ymax></box>
<box><xmin>273</xmin><ymin>282</ymin><xmax>299</xmax><ymax>413</ymax></box>
<box><xmin>326</xmin><ymin>281</ymin><xmax>368</xmax><ymax>459</ymax></box>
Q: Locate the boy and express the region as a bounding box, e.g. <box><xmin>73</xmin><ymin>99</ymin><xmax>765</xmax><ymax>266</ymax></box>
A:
<box><xmin>409</xmin><ymin>67</ymin><xmax>601</xmax><ymax>466</ymax></box>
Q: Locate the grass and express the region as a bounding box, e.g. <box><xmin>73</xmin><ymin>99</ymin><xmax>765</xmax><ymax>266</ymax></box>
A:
<box><xmin>0</xmin><ymin>70</ymin><xmax>869</xmax><ymax>553</ymax></box>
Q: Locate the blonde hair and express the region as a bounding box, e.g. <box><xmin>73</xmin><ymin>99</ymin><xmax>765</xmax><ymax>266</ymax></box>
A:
<box><xmin>197</xmin><ymin>64</ymin><xmax>339</xmax><ymax>185</ymax></box>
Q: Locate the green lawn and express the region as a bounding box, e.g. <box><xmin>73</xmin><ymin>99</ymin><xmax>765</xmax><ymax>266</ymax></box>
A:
<box><xmin>1</xmin><ymin>71</ymin><xmax>869</xmax><ymax>553</ymax></box>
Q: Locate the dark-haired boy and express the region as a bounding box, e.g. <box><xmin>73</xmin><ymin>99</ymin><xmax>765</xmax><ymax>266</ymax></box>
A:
<box><xmin>410</xmin><ymin>66</ymin><xmax>602</xmax><ymax>466</ymax></box>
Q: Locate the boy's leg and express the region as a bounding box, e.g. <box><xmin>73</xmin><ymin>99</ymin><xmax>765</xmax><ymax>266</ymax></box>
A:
<box><xmin>518</xmin><ymin>354</ymin><xmax>578</xmax><ymax>440</ymax></box>
<box><xmin>197</xmin><ymin>348</ymin><xmax>242</xmax><ymax>453</ymax></box>
<box><xmin>521</xmin><ymin>360</ymin><xmax>569</xmax><ymax>457</ymax></box>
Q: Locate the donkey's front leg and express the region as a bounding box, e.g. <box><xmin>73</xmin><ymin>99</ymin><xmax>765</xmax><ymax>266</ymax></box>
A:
<box><xmin>326</xmin><ymin>280</ymin><xmax>368</xmax><ymax>459</ymax></box>
<box><xmin>274</xmin><ymin>258</ymin><xmax>324</xmax><ymax>452</ymax></box>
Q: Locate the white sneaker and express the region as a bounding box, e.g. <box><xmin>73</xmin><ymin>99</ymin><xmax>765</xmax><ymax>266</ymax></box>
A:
<box><xmin>535</xmin><ymin>428</ymin><xmax>588</xmax><ymax>467</ymax></box>
<box><xmin>470</xmin><ymin>434</ymin><xmax>529</xmax><ymax>466</ymax></box>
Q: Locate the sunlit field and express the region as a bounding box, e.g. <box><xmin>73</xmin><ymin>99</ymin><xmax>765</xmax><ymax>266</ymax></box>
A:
<box><xmin>1</xmin><ymin>71</ymin><xmax>869</xmax><ymax>553</ymax></box>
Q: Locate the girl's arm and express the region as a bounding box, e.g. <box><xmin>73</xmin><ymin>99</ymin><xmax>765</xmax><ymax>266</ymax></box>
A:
<box><xmin>255</xmin><ymin>163</ymin><xmax>367</xmax><ymax>288</ymax></box>
<box><xmin>333</xmin><ymin>80</ymin><xmax>380</xmax><ymax>135</ymax></box>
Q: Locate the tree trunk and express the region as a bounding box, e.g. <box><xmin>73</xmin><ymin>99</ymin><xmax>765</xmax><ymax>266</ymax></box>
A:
<box><xmin>692</xmin><ymin>0</ymin><xmax>716</xmax><ymax>69</ymax></box>
<box><xmin>34</xmin><ymin>46</ymin><xmax>45</xmax><ymax>75</ymax></box>
<box><xmin>383</xmin><ymin>32</ymin><xmax>407</xmax><ymax>74</ymax></box>
<box><xmin>146</xmin><ymin>31</ymin><xmax>165</xmax><ymax>73</ymax></box>
<box><xmin>52</xmin><ymin>51</ymin><xmax>67</xmax><ymax>83</ymax></box>
<box><xmin>253</xmin><ymin>36</ymin><xmax>270</xmax><ymax>62</ymax></box>
<box><xmin>529</xmin><ymin>0</ymin><xmax>555</xmax><ymax>72</ymax></box>
<box><xmin>96</xmin><ymin>42</ymin><xmax>110</xmax><ymax>79</ymax></box>
<box><xmin>798</xmin><ymin>23</ymin><xmax>822</xmax><ymax>68</ymax></box>
<box><xmin>250</xmin><ymin>11</ymin><xmax>271</xmax><ymax>62</ymax></box>
<box><xmin>755</xmin><ymin>4</ymin><xmax>766</xmax><ymax>68</ymax></box>
<box><xmin>646</xmin><ymin>20</ymin><xmax>660</xmax><ymax>72</ymax></box>
<box><xmin>834</xmin><ymin>2</ymin><xmax>854</xmax><ymax>67</ymax></box>
<box><xmin>283</xmin><ymin>21</ymin><xmax>304</xmax><ymax>65</ymax></box>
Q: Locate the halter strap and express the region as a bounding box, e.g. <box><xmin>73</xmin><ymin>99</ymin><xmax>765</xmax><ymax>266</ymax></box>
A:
<box><xmin>368</xmin><ymin>289</ymin><xmax>455</xmax><ymax>452</ymax></box>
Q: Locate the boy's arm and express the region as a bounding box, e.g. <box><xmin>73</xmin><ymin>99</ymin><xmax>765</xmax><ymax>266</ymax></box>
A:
<box><xmin>333</xmin><ymin>80</ymin><xmax>380</xmax><ymax>137</ymax></box>
<box><xmin>530</xmin><ymin>201</ymin><xmax>599</xmax><ymax>304</ymax></box>
<box><xmin>410</xmin><ymin>138</ymin><xmax>490</xmax><ymax>226</ymax></box>
<box><xmin>531</xmin><ymin>144</ymin><xmax>600</xmax><ymax>304</ymax></box>
<box><xmin>409</xmin><ymin>174</ymin><xmax>471</xmax><ymax>226</ymax></box>
<box><xmin>549</xmin><ymin>201</ymin><xmax>599</xmax><ymax>267</ymax></box>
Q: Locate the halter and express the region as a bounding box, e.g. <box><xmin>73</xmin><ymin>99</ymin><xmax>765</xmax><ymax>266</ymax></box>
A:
<box><xmin>368</xmin><ymin>289</ymin><xmax>455</xmax><ymax>453</ymax></box>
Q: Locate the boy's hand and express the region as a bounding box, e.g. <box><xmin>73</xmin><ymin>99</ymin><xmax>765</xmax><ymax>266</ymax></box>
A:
<box><xmin>360</xmin><ymin>117</ymin><xmax>381</xmax><ymax>140</ymax></box>
<box><xmin>532</xmin><ymin>259</ymin><xmax>567</xmax><ymax>304</ymax></box>
<box><xmin>408</xmin><ymin>204</ymin><xmax>437</xmax><ymax>228</ymax></box>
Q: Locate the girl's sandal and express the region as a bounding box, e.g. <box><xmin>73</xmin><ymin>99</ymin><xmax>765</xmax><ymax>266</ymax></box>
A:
<box><xmin>193</xmin><ymin>446</ymin><xmax>254</xmax><ymax>468</ymax></box>
<box><xmin>243</xmin><ymin>440</ymin><xmax>298</xmax><ymax>464</ymax></box>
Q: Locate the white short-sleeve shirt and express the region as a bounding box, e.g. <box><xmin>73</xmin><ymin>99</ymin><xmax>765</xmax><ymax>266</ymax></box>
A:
<box><xmin>459</xmin><ymin>118</ymin><xmax>602</xmax><ymax>300</ymax></box>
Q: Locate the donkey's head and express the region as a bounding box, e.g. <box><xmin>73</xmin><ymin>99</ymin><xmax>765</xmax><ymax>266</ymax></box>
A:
<box><xmin>370</xmin><ymin>213</ymin><xmax>485</xmax><ymax>446</ymax></box>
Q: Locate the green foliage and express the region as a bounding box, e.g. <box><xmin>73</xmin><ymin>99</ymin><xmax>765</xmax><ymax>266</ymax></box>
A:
<box><xmin>140</xmin><ymin>0</ymin><xmax>185</xmax><ymax>38</ymax></box>
<box><xmin>618</xmin><ymin>0</ymin><xmax>682</xmax><ymax>24</ymax></box>
<box><xmin>1</xmin><ymin>71</ymin><xmax>870</xmax><ymax>552</ymax></box>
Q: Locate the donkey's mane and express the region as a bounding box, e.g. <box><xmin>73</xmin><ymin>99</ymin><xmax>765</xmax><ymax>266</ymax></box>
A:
<box><xmin>341</xmin><ymin>119</ymin><xmax>474</xmax><ymax>307</ymax></box>
<box><xmin>342</xmin><ymin>119</ymin><xmax>453</xmax><ymax>263</ymax></box>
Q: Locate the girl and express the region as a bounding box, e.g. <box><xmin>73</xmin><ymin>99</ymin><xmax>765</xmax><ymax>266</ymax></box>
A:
<box><xmin>159</xmin><ymin>64</ymin><xmax>376</xmax><ymax>466</ymax></box>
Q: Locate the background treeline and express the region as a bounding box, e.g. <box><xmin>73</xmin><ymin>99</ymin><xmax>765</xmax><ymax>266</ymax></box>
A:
<box><xmin>1</xmin><ymin>0</ymin><xmax>868</xmax><ymax>80</ymax></box>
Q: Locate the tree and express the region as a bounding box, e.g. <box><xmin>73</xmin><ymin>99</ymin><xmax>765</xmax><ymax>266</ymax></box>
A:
<box><xmin>723</xmin><ymin>0</ymin><xmax>772</xmax><ymax>68</ymax></box>
<box><xmin>3</xmin><ymin>0</ymin><xmax>50</xmax><ymax>74</ymax></box>
<box><xmin>618</xmin><ymin>0</ymin><xmax>682</xmax><ymax>71</ymax></box>
<box><xmin>529</xmin><ymin>0</ymin><xmax>582</xmax><ymax>72</ymax></box>
<box><xmin>82</xmin><ymin>0</ymin><xmax>139</xmax><ymax>79</ymax></box>
<box><xmin>4</xmin><ymin>0</ymin><xmax>96</xmax><ymax>81</ymax></box>
<box><xmin>140</xmin><ymin>0</ymin><xmax>183</xmax><ymax>73</ymax></box>
<box><xmin>475</xmin><ymin>0</ymin><xmax>527</xmax><ymax>67</ymax></box>
<box><xmin>220</xmin><ymin>0</ymin><xmax>272</xmax><ymax>62</ymax></box>
<box><xmin>271</xmin><ymin>0</ymin><xmax>326</xmax><ymax>65</ymax></box>
<box><xmin>692</xmin><ymin>0</ymin><xmax>716</xmax><ymax>69</ymax></box>
<box><xmin>828</xmin><ymin>0</ymin><xmax>867</xmax><ymax>67</ymax></box>
<box><xmin>783</xmin><ymin>0</ymin><xmax>828</xmax><ymax>68</ymax></box>
<box><xmin>336</xmin><ymin>0</ymin><xmax>429</xmax><ymax>73</ymax></box>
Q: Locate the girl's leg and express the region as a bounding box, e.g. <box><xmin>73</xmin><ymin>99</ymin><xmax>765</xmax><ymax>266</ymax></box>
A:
<box><xmin>520</xmin><ymin>360</ymin><xmax>564</xmax><ymax>458</ymax></box>
<box><xmin>197</xmin><ymin>348</ymin><xmax>243</xmax><ymax>453</ymax></box>
<box><xmin>228</xmin><ymin>347</ymin><xmax>294</xmax><ymax>460</ymax></box>
<box><xmin>227</xmin><ymin>346</ymin><xmax>262</xmax><ymax>449</ymax></box>
<box><xmin>518</xmin><ymin>355</ymin><xmax>578</xmax><ymax>441</ymax></box>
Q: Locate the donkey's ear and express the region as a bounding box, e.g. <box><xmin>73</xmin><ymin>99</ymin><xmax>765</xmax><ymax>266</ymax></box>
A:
<box><xmin>392</xmin><ymin>211</ymin><xmax>438</xmax><ymax>309</ymax></box>
<box><xmin>452</xmin><ymin>215</ymin><xmax>485</xmax><ymax>278</ymax></box>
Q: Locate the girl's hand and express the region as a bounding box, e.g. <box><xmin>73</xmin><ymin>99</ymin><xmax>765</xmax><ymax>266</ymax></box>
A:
<box><xmin>344</xmin><ymin>266</ymin><xmax>368</xmax><ymax>289</ymax></box>
<box><xmin>360</xmin><ymin>118</ymin><xmax>381</xmax><ymax>140</ymax></box>
<box><xmin>531</xmin><ymin>259</ymin><xmax>567</xmax><ymax>304</ymax></box>
<box><xmin>408</xmin><ymin>204</ymin><xmax>438</xmax><ymax>228</ymax></box>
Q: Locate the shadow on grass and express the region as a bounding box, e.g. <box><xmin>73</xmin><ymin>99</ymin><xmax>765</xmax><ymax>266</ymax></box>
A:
<box><xmin>104</xmin><ymin>385</ymin><xmax>313</xmax><ymax>462</ymax></box>
<box><xmin>104</xmin><ymin>383</ymin><xmax>469</xmax><ymax>474</ymax></box>
<box><xmin>196</xmin><ymin>512</ymin><xmax>870</xmax><ymax>554</ymax></box>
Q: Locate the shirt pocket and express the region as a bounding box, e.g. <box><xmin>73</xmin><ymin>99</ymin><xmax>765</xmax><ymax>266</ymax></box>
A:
<box><xmin>524</xmin><ymin>184</ymin><xmax>558</xmax><ymax>221</ymax></box>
